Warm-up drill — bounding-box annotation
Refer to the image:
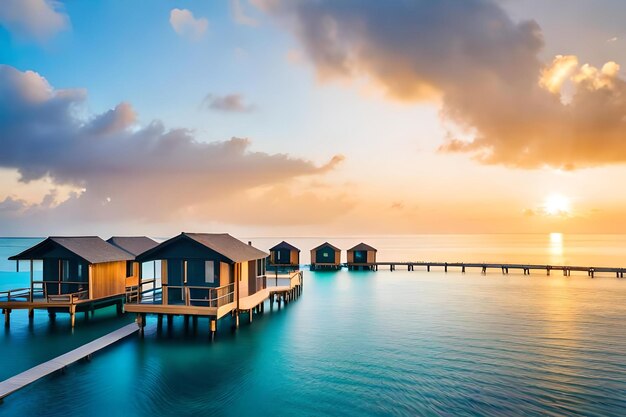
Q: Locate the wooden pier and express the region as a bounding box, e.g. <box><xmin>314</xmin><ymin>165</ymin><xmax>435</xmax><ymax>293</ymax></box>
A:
<box><xmin>365</xmin><ymin>262</ymin><xmax>625</xmax><ymax>278</ymax></box>
<box><xmin>0</xmin><ymin>323</ymin><xmax>138</xmax><ymax>402</ymax></box>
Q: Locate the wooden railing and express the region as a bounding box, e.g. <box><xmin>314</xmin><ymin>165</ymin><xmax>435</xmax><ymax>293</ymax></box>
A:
<box><xmin>47</xmin><ymin>290</ymin><xmax>89</xmax><ymax>304</ymax></box>
<box><xmin>267</xmin><ymin>270</ymin><xmax>302</xmax><ymax>289</ymax></box>
<box><xmin>0</xmin><ymin>280</ymin><xmax>89</xmax><ymax>304</ymax></box>
<box><xmin>125</xmin><ymin>279</ymin><xmax>157</xmax><ymax>303</ymax></box>
<box><xmin>127</xmin><ymin>282</ymin><xmax>235</xmax><ymax>308</ymax></box>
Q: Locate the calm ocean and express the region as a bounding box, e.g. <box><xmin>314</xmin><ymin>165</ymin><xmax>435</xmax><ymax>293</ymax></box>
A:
<box><xmin>1</xmin><ymin>235</ymin><xmax>625</xmax><ymax>416</ymax></box>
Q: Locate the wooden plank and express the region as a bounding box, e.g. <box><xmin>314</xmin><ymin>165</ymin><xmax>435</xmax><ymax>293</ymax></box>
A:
<box><xmin>0</xmin><ymin>323</ymin><xmax>138</xmax><ymax>401</ymax></box>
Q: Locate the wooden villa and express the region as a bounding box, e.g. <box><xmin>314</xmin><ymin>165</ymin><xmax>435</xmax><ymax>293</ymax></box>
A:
<box><xmin>310</xmin><ymin>242</ymin><xmax>341</xmax><ymax>271</ymax></box>
<box><xmin>347</xmin><ymin>243</ymin><xmax>377</xmax><ymax>270</ymax></box>
<box><xmin>106</xmin><ymin>236</ymin><xmax>159</xmax><ymax>289</ymax></box>
<box><xmin>125</xmin><ymin>232</ymin><xmax>303</xmax><ymax>337</ymax></box>
<box><xmin>268</xmin><ymin>241</ymin><xmax>300</xmax><ymax>269</ymax></box>
<box><xmin>1</xmin><ymin>237</ymin><xmax>136</xmax><ymax>327</ymax></box>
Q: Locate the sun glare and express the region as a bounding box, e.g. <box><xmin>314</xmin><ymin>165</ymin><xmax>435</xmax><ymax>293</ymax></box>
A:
<box><xmin>543</xmin><ymin>194</ymin><xmax>571</xmax><ymax>216</ymax></box>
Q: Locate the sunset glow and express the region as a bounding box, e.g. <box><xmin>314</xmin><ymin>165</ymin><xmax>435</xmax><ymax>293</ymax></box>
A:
<box><xmin>543</xmin><ymin>194</ymin><xmax>572</xmax><ymax>216</ymax></box>
<box><xmin>0</xmin><ymin>1</ymin><xmax>625</xmax><ymax>237</ymax></box>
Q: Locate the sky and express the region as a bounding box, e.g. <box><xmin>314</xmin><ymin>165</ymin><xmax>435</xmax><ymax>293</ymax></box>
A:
<box><xmin>0</xmin><ymin>0</ymin><xmax>626</xmax><ymax>237</ymax></box>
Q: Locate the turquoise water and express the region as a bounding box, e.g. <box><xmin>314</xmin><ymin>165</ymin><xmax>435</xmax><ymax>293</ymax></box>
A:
<box><xmin>1</xmin><ymin>236</ymin><xmax>626</xmax><ymax>416</ymax></box>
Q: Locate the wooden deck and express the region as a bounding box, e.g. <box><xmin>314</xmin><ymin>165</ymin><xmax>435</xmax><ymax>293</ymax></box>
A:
<box><xmin>0</xmin><ymin>323</ymin><xmax>138</xmax><ymax>402</ymax></box>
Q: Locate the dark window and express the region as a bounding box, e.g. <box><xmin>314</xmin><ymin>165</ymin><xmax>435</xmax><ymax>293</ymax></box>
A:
<box><xmin>126</xmin><ymin>261</ymin><xmax>134</xmax><ymax>277</ymax></box>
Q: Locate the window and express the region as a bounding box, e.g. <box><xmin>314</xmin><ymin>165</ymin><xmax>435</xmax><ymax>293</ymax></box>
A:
<box><xmin>77</xmin><ymin>264</ymin><xmax>84</xmax><ymax>279</ymax></box>
<box><xmin>205</xmin><ymin>261</ymin><xmax>215</xmax><ymax>284</ymax></box>
<box><xmin>323</xmin><ymin>252</ymin><xmax>329</xmax><ymax>258</ymax></box>
<box><xmin>256</xmin><ymin>258</ymin><xmax>266</xmax><ymax>276</ymax></box>
<box><xmin>126</xmin><ymin>261</ymin><xmax>134</xmax><ymax>277</ymax></box>
<box><xmin>62</xmin><ymin>260</ymin><xmax>70</xmax><ymax>280</ymax></box>
<box><xmin>277</xmin><ymin>251</ymin><xmax>281</xmax><ymax>261</ymax></box>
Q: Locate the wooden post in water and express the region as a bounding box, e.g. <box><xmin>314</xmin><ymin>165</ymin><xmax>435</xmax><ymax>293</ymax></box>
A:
<box><xmin>4</xmin><ymin>309</ymin><xmax>10</xmax><ymax>327</ymax></box>
<box><xmin>70</xmin><ymin>306</ymin><xmax>76</xmax><ymax>328</ymax></box>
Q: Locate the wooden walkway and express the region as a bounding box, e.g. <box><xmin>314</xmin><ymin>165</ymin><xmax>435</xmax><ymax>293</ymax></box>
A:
<box><xmin>0</xmin><ymin>323</ymin><xmax>138</xmax><ymax>402</ymax></box>
<box><xmin>369</xmin><ymin>262</ymin><xmax>626</xmax><ymax>277</ymax></box>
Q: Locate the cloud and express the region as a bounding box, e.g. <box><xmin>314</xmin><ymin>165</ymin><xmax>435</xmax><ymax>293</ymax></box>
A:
<box><xmin>231</xmin><ymin>0</ymin><xmax>258</xmax><ymax>27</ymax></box>
<box><xmin>169</xmin><ymin>8</ymin><xmax>208</xmax><ymax>40</ymax></box>
<box><xmin>255</xmin><ymin>0</ymin><xmax>626</xmax><ymax>170</ymax></box>
<box><xmin>0</xmin><ymin>65</ymin><xmax>344</xmax><ymax>230</ymax></box>
<box><xmin>203</xmin><ymin>93</ymin><xmax>256</xmax><ymax>113</ymax></box>
<box><xmin>0</xmin><ymin>0</ymin><xmax>69</xmax><ymax>42</ymax></box>
<box><xmin>607</xmin><ymin>37</ymin><xmax>618</xmax><ymax>43</ymax></box>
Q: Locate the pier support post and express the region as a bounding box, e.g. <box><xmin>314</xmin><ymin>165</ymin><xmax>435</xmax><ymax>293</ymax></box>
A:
<box><xmin>462</xmin><ymin>265</ymin><xmax>465</xmax><ymax>273</ymax></box>
<box><xmin>137</xmin><ymin>313</ymin><xmax>146</xmax><ymax>337</ymax></box>
<box><xmin>157</xmin><ymin>314</ymin><xmax>163</xmax><ymax>329</ymax></box>
<box><xmin>235</xmin><ymin>312</ymin><xmax>240</xmax><ymax>328</ymax></box>
<box><xmin>116</xmin><ymin>301</ymin><xmax>123</xmax><ymax>316</ymax></box>
<box><xmin>445</xmin><ymin>263</ymin><xmax>448</xmax><ymax>273</ymax></box>
<box><xmin>4</xmin><ymin>309</ymin><xmax>10</xmax><ymax>327</ymax></box>
<box><xmin>210</xmin><ymin>319</ymin><xmax>217</xmax><ymax>340</ymax></box>
<box><xmin>70</xmin><ymin>306</ymin><xmax>76</xmax><ymax>328</ymax></box>
<box><xmin>249</xmin><ymin>309</ymin><xmax>253</xmax><ymax>324</ymax></box>
<box><xmin>28</xmin><ymin>308</ymin><xmax>34</xmax><ymax>319</ymax></box>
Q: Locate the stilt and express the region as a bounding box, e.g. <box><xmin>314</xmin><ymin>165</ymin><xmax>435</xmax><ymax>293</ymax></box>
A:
<box><xmin>48</xmin><ymin>311</ymin><xmax>56</xmax><ymax>320</ymax></box>
<box><xmin>116</xmin><ymin>301</ymin><xmax>123</xmax><ymax>316</ymax></box>
<box><xmin>427</xmin><ymin>265</ymin><xmax>430</xmax><ymax>272</ymax></box>
<box><xmin>28</xmin><ymin>308</ymin><xmax>34</xmax><ymax>319</ymax></box>
<box><xmin>235</xmin><ymin>312</ymin><xmax>240</xmax><ymax>328</ymax></box>
<box><xmin>70</xmin><ymin>307</ymin><xmax>76</xmax><ymax>328</ymax></box>
<box><xmin>210</xmin><ymin>319</ymin><xmax>216</xmax><ymax>340</ymax></box>
<box><xmin>157</xmin><ymin>314</ymin><xmax>163</xmax><ymax>329</ymax></box>
<box><xmin>137</xmin><ymin>313</ymin><xmax>146</xmax><ymax>337</ymax></box>
<box><xmin>445</xmin><ymin>263</ymin><xmax>448</xmax><ymax>273</ymax></box>
<box><xmin>4</xmin><ymin>309</ymin><xmax>10</xmax><ymax>327</ymax></box>
<box><xmin>462</xmin><ymin>265</ymin><xmax>465</xmax><ymax>273</ymax></box>
<box><xmin>249</xmin><ymin>309</ymin><xmax>253</xmax><ymax>323</ymax></box>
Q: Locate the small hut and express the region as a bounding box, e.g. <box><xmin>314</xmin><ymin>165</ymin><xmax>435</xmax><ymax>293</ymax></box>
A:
<box><xmin>269</xmin><ymin>241</ymin><xmax>300</xmax><ymax>269</ymax></box>
<box><xmin>310</xmin><ymin>242</ymin><xmax>341</xmax><ymax>271</ymax></box>
<box><xmin>106</xmin><ymin>236</ymin><xmax>159</xmax><ymax>289</ymax></box>
<box><xmin>2</xmin><ymin>237</ymin><xmax>135</xmax><ymax>327</ymax></box>
<box><xmin>125</xmin><ymin>232</ymin><xmax>270</xmax><ymax>335</ymax></box>
<box><xmin>347</xmin><ymin>243</ymin><xmax>377</xmax><ymax>270</ymax></box>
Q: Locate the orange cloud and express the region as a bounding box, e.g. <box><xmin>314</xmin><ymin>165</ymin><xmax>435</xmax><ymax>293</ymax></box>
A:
<box><xmin>257</xmin><ymin>0</ymin><xmax>626</xmax><ymax>170</ymax></box>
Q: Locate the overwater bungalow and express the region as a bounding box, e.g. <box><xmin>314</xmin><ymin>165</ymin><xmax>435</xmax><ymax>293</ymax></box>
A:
<box><xmin>106</xmin><ymin>236</ymin><xmax>159</xmax><ymax>289</ymax></box>
<box><xmin>268</xmin><ymin>241</ymin><xmax>300</xmax><ymax>269</ymax></box>
<box><xmin>310</xmin><ymin>242</ymin><xmax>341</xmax><ymax>271</ymax></box>
<box><xmin>125</xmin><ymin>232</ymin><xmax>303</xmax><ymax>336</ymax></box>
<box><xmin>1</xmin><ymin>237</ymin><xmax>136</xmax><ymax>327</ymax></box>
<box><xmin>347</xmin><ymin>243</ymin><xmax>377</xmax><ymax>270</ymax></box>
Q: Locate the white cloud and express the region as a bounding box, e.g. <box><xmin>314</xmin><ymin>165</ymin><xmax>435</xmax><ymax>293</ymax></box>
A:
<box><xmin>169</xmin><ymin>8</ymin><xmax>208</xmax><ymax>40</ymax></box>
<box><xmin>0</xmin><ymin>0</ymin><xmax>69</xmax><ymax>42</ymax></box>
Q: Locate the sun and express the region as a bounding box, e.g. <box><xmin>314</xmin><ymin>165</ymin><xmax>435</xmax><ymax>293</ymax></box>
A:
<box><xmin>543</xmin><ymin>194</ymin><xmax>571</xmax><ymax>216</ymax></box>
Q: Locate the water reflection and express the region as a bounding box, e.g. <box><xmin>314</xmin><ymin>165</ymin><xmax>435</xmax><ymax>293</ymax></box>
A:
<box><xmin>549</xmin><ymin>232</ymin><xmax>564</xmax><ymax>264</ymax></box>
